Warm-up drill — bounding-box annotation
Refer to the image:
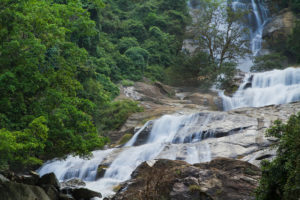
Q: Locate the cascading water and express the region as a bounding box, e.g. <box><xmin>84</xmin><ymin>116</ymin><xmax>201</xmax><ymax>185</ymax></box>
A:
<box><xmin>38</xmin><ymin>113</ymin><xmax>221</xmax><ymax>198</ymax></box>
<box><xmin>231</xmin><ymin>0</ymin><xmax>269</xmax><ymax>56</ymax></box>
<box><xmin>220</xmin><ymin>67</ymin><xmax>300</xmax><ymax>110</ymax></box>
<box><xmin>37</xmin><ymin>2</ymin><xmax>300</xmax><ymax>199</ymax></box>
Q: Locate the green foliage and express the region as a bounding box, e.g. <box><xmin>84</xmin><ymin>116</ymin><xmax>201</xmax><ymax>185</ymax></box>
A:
<box><xmin>118</xmin><ymin>37</ymin><xmax>139</xmax><ymax>54</ymax></box>
<box><xmin>165</xmin><ymin>51</ymin><xmax>217</xmax><ymax>88</ymax></box>
<box><xmin>97</xmin><ymin>100</ymin><xmax>144</xmax><ymax>131</ymax></box>
<box><xmin>97</xmin><ymin>0</ymin><xmax>189</xmax><ymax>82</ymax></box>
<box><xmin>124</xmin><ymin>47</ymin><xmax>150</xmax><ymax>80</ymax></box>
<box><xmin>0</xmin><ymin>116</ymin><xmax>49</xmax><ymax>170</ymax></box>
<box><xmin>121</xmin><ymin>79</ymin><xmax>134</xmax><ymax>87</ymax></box>
<box><xmin>0</xmin><ymin>0</ymin><xmax>111</xmax><ymax>170</ymax></box>
<box><xmin>0</xmin><ymin>0</ymin><xmax>189</xmax><ymax>170</ymax></box>
<box><xmin>117</xmin><ymin>133</ymin><xmax>133</xmax><ymax>145</ymax></box>
<box><xmin>216</xmin><ymin>62</ymin><xmax>237</xmax><ymax>91</ymax></box>
<box><xmin>256</xmin><ymin>112</ymin><xmax>300</xmax><ymax>200</ymax></box>
<box><xmin>145</xmin><ymin>65</ymin><xmax>165</xmax><ymax>82</ymax></box>
<box><xmin>191</xmin><ymin>0</ymin><xmax>250</xmax><ymax>68</ymax></box>
<box><xmin>250</xmin><ymin>53</ymin><xmax>287</xmax><ymax>72</ymax></box>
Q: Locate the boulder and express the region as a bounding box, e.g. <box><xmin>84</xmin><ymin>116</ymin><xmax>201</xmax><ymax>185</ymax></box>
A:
<box><xmin>0</xmin><ymin>174</ymin><xmax>9</xmax><ymax>184</ymax></box>
<box><xmin>16</xmin><ymin>174</ymin><xmax>39</xmax><ymax>186</ymax></box>
<box><xmin>183</xmin><ymin>93</ymin><xmax>223</xmax><ymax>110</ymax></box>
<box><xmin>112</xmin><ymin>158</ymin><xmax>261</xmax><ymax>200</ymax></box>
<box><xmin>131</xmin><ymin>120</ymin><xmax>154</xmax><ymax>146</ymax></box>
<box><xmin>154</xmin><ymin>81</ymin><xmax>175</xmax><ymax>97</ymax></box>
<box><xmin>58</xmin><ymin>193</ymin><xmax>74</xmax><ymax>200</ymax></box>
<box><xmin>96</xmin><ymin>165</ymin><xmax>109</xmax><ymax>180</ymax></box>
<box><xmin>60</xmin><ymin>178</ymin><xmax>86</xmax><ymax>188</ymax></box>
<box><xmin>38</xmin><ymin>172</ymin><xmax>60</xmax><ymax>190</ymax></box>
<box><xmin>71</xmin><ymin>188</ymin><xmax>102</xmax><ymax>200</ymax></box>
<box><xmin>0</xmin><ymin>181</ymin><xmax>51</xmax><ymax>200</ymax></box>
<box><xmin>42</xmin><ymin>185</ymin><xmax>59</xmax><ymax>200</ymax></box>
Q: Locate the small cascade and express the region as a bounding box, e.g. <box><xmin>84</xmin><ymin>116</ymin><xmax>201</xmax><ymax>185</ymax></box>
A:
<box><xmin>221</xmin><ymin>67</ymin><xmax>300</xmax><ymax>110</ymax></box>
<box><xmin>38</xmin><ymin>113</ymin><xmax>228</xmax><ymax>198</ymax></box>
<box><xmin>231</xmin><ymin>0</ymin><xmax>270</xmax><ymax>56</ymax></box>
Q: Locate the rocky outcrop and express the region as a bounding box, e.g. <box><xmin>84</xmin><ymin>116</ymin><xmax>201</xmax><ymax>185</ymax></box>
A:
<box><xmin>183</xmin><ymin>93</ymin><xmax>223</xmax><ymax>110</ymax></box>
<box><xmin>0</xmin><ymin>172</ymin><xmax>100</xmax><ymax>200</ymax></box>
<box><xmin>0</xmin><ymin>181</ymin><xmax>52</xmax><ymax>200</ymax></box>
<box><xmin>37</xmin><ymin>172</ymin><xmax>60</xmax><ymax>190</ymax></box>
<box><xmin>0</xmin><ymin>173</ymin><xmax>52</xmax><ymax>200</ymax></box>
<box><xmin>112</xmin><ymin>158</ymin><xmax>261</xmax><ymax>200</ymax></box>
<box><xmin>262</xmin><ymin>8</ymin><xmax>296</xmax><ymax>50</ymax></box>
<box><xmin>60</xmin><ymin>178</ymin><xmax>86</xmax><ymax>188</ymax></box>
<box><xmin>96</xmin><ymin>165</ymin><xmax>109</xmax><ymax>180</ymax></box>
<box><xmin>70</xmin><ymin>188</ymin><xmax>102</xmax><ymax>200</ymax></box>
<box><xmin>110</xmin><ymin>81</ymin><xmax>218</xmax><ymax>145</ymax></box>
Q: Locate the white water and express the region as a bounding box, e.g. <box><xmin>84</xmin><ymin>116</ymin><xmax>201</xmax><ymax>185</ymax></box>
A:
<box><xmin>37</xmin><ymin>2</ymin><xmax>300</xmax><ymax>199</ymax></box>
<box><xmin>221</xmin><ymin>67</ymin><xmax>300</xmax><ymax>110</ymax></box>
<box><xmin>38</xmin><ymin>113</ymin><xmax>215</xmax><ymax>198</ymax></box>
<box><xmin>231</xmin><ymin>0</ymin><xmax>269</xmax><ymax>56</ymax></box>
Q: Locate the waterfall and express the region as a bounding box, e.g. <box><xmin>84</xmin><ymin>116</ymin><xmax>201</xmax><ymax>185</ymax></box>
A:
<box><xmin>231</xmin><ymin>0</ymin><xmax>269</xmax><ymax>56</ymax></box>
<box><xmin>38</xmin><ymin>113</ymin><xmax>219</xmax><ymax>198</ymax></box>
<box><xmin>220</xmin><ymin>67</ymin><xmax>300</xmax><ymax>110</ymax></box>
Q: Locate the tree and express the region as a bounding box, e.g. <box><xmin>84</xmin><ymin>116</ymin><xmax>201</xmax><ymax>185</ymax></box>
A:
<box><xmin>190</xmin><ymin>0</ymin><xmax>250</xmax><ymax>69</ymax></box>
<box><xmin>125</xmin><ymin>47</ymin><xmax>150</xmax><ymax>80</ymax></box>
<box><xmin>256</xmin><ymin>112</ymin><xmax>300</xmax><ymax>200</ymax></box>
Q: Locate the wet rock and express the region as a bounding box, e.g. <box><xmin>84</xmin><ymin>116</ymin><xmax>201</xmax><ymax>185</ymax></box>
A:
<box><xmin>58</xmin><ymin>193</ymin><xmax>74</xmax><ymax>200</ymax></box>
<box><xmin>0</xmin><ymin>181</ymin><xmax>51</xmax><ymax>200</ymax></box>
<box><xmin>243</xmin><ymin>82</ymin><xmax>252</xmax><ymax>90</ymax></box>
<box><xmin>71</xmin><ymin>188</ymin><xmax>102</xmax><ymax>200</ymax></box>
<box><xmin>112</xmin><ymin>158</ymin><xmax>261</xmax><ymax>200</ymax></box>
<box><xmin>43</xmin><ymin>185</ymin><xmax>59</xmax><ymax>200</ymax></box>
<box><xmin>0</xmin><ymin>174</ymin><xmax>9</xmax><ymax>183</ymax></box>
<box><xmin>17</xmin><ymin>173</ymin><xmax>39</xmax><ymax>186</ymax></box>
<box><xmin>60</xmin><ymin>178</ymin><xmax>86</xmax><ymax>188</ymax></box>
<box><xmin>183</xmin><ymin>93</ymin><xmax>223</xmax><ymax>110</ymax></box>
<box><xmin>132</xmin><ymin>120</ymin><xmax>154</xmax><ymax>146</ymax></box>
<box><xmin>154</xmin><ymin>81</ymin><xmax>175</xmax><ymax>97</ymax></box>
<box><xmin>38</xmin><ymin>172</ymin><xmax>60</xmax><ymax>190</ymax></box>
<box><xmin>96</xmin><ymin>165</ymin><xmax>109</xmax><ymax>179</ymax></box>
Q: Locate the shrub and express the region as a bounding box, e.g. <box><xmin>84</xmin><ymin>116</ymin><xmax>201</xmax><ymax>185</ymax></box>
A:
<box><xmin>97</xmin><ymin>100</ymin><xmax>144</xmax><ymax>131</ymax></box>
<box><xmin>121</xmin><ymin>79</ymin><xmax>134</xmax><ymax>87</ymax></box>
<box><xmin>250</xmin><ymin>53</ymin><xmax>287</xmax><ymax>72</ymax></box>
<box><xmin>256</xmin><ymin>112</ymin><xmax>300</xmax><ymax>200</ymax></box>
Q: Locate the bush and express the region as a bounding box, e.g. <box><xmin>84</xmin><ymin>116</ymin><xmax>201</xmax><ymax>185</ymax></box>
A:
<box><xmin>250</xmin><ymin>53</ymin><xmax>287</xmax><ymax>72</ymax></box>
<box><xmin>145</xmin><ymin>65</ymin><xmax>165</xmax><ymax>82</ymax></box>
<box><xmin>121</xmin><ymin>79</ymin><xmax>134</xmax><ymax>87</ymax></box>
<box><xmin>97</xmin><ymin>100</ymin><xmax>144</xmax><ymax>131</ymax></box>
<box><xmin>256</xmin><ymin>112</ymin><xmax>300</xmax><ymax>200</ymax></box>
<box><xmin>165</xmin><ymin>51</ymin><xmax>217</xmax><ymax>88</ymax></box>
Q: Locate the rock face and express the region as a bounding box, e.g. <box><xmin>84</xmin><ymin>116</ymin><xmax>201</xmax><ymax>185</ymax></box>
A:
<box><xmin>112</xmin><ymin>158</ymin><xmax>261</xmax><ymax>200</ymax></box>
<box><xmin>0</xmin><ymin>171</ymin><xmax>102</xmax><ymax>200</ymax></box>
<box><xmin>0</xmin><ymin>181</ymin><xmax>51</xmax><ymax>200</ymax></box>
<box><xmin>60</xmin><ymin>178</ymin><xmax>86</xmax><ymax>188</ymax></box>
<box><xmin>71</xmin><ymin>188</ymin><xmax>102</xmax><ymax>200</ymax></box>
<box><xmin>262</xmin><ymin>8</ymin><xmax>296</xmax><ymax>50</ymax></box>
<box><xmin>110</xmin><ymin>81</ymin><xmax>219</xmax><ymax>145</ymax></box>
<box><xmin>38</xmin><ymin>172</ymin><xmax>60</xmax><ymax>189</ymax></box>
